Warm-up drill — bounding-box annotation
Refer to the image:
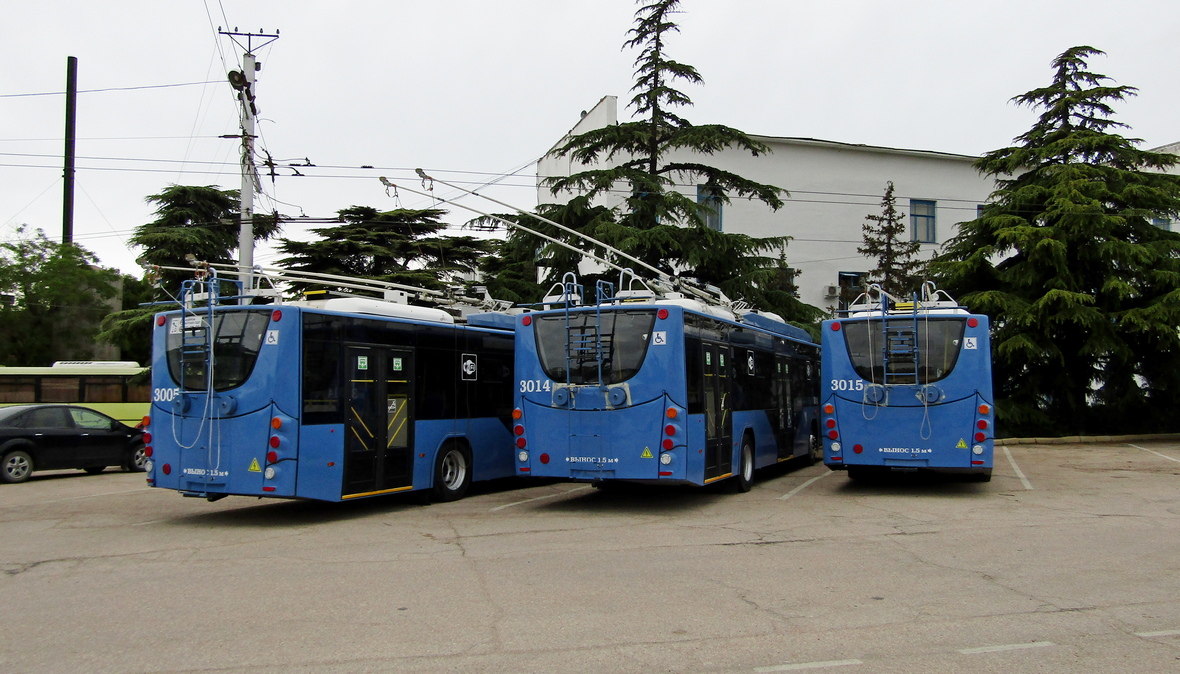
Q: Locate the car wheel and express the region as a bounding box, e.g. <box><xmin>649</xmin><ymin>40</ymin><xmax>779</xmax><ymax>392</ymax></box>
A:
<box><xmin>125</xmin><ymin>444</ymin><xmax>147</xmax><ymax>472</ymax></box>
<box><xmin>84</xmin><ymin>466</ymin><xmax>106</xmax><ymax>475</ymax></box>
<box><xmin>730</xmin><ymin>439</ymin><xmax>754</xmax><ymax>493</ymax></box>
<box><xmin>430</xmin><ymin>443</ymin><xmax>472</xmax><ymax>503</ymax></box>
<box><xmin>2</xmin><ymin>449</ymin><xmax>34</xmax><ymax>484</ymax></box>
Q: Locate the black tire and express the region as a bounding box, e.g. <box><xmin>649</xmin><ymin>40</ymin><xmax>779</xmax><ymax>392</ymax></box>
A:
<box><xmin>2</xmin><ymin>449</ymin><xmax>34</xmax><ymax>484</ymax></box>
<box><xmin>730</xmin><ymin>439</ymin><xmax>754</xmax><ymax>493</ymax></box>
<box><xmin>83</xmin><ymin>466</ymin><xmax>106</xmax><ymax>475</ymax></box>
<box><xmin>846</xmin><ymin>466</ymin><xmax>871</xmax><ymax>482</ymax></box>
<box><xmin>124</xmin><ymin>444</ymin><xmax>147</xmax><ymax>472</ymax></box>
<box><xmin>803</xmin><ymin>431</ymin><xmax>821</xmax><ymax>466</ymax></box>
<box><xmin>969</xmin><ymin>470</ymin><xmax>993</xmax><ymax>483</ymax></box>
<box><xmin>430</xmin><ymin>443</ymin><xmax>472</xmax><ymax>503</ymax></box>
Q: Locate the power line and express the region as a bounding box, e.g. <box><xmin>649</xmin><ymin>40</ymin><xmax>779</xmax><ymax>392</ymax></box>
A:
<box><xmin>0</xmin><ymin>81</ymin><xmax>223</xmax><ymax>99</ymax></box>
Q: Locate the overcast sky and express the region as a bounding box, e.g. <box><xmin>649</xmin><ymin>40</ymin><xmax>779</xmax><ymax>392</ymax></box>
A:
<box><xmin>4</xmin><ymin>0</ymin><xmax>1177</xmax><ymax>277</ymax></box>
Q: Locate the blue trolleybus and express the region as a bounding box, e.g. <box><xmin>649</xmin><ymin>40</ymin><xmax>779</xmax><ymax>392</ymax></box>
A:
<box><xmin>512</xmin><ymin>274</ymin><xmax>821</xmax><ymax>491</ymax></box>
<box><xmin>145</xmin><ymin>266</ymin><xmax>517</xmax><ymax>502</ymax></box>
<box><xmin>821</xmin><ymin>283</ymin><xmax>994</xmax><ymax>481</ymax></box>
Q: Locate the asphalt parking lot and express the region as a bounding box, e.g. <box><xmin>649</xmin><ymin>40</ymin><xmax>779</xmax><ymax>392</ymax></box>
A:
<box><xmin>2</xmin><ymin>440</ymin><xmax>1179</xmax><ymax>673</ymax></box>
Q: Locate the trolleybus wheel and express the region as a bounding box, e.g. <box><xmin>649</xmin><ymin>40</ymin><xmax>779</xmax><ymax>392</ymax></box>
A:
<box><xmin>1</xmin><ymin>449</ymin><xmax>33</xmax><ymax>484</ymax></box>
<box><xmin>431</xmin><ymin>443</ymin><xmax>472</xmax><ymax>503</ymax></box>
<box><xmin>804</xmin><ymin>431</ymin><xmax>821</xmax><ymax>466</ymax></box>
<box><xmin>731</xmin><ymin>439</ymin><xmax>754</xmax><ymax>493</ymax></box>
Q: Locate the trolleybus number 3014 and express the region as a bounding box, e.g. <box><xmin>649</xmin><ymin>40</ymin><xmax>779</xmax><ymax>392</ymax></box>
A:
<box><xmin>519</xmin><ymin>379</ymin><xmax>553</xmax><ymax>393</ymax></box>
<box><xmin>830</xmin><ymin>379</ymin><xmax>865</xmax><ymax>392</ymax></box>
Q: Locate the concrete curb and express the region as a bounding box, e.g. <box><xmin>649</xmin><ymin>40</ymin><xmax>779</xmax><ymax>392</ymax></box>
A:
<box><xmin>997</xmin><ymin>434</ymin><xmax>1180</xmax><ymax>446</ymax></box>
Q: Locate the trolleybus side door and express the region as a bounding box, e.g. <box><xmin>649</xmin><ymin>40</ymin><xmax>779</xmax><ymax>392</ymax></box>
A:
<box><xmin>343</xmin><ymin>345</ymin><xmax>414</xmax><ymax>497</ymax></box>
<box><xmin>703</xmin><ymin>343</ymin><xmax>732</xmax><ymax>481</ymax></box>
<box><xmin>774</xmin><ymin>355</ymin><xmax>794</xmax><ymax>460</ymax></box>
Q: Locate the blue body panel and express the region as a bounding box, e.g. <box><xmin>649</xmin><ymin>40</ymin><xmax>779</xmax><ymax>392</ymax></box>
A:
<box><xmin>146</xmin><ymin>304</ymin><xmax>515</xmax><ymax>502</ymax></box>
<box><xmin>820</xmin><ymin>312</ymin><xmax>994</xmax><ymax>476</ymax></box>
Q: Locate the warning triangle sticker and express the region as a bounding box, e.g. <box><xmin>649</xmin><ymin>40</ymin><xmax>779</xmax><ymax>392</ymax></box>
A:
<box><xmin>955</xmin><ymin>439</ymin><xmax>968</xmax><ymax>449</ymax></box>
<box><xmin>640</xmin><ymin>447</ymin><xmax>654</xmax><ymax>459</ymax></box>
<box><xmin>248</xmin><ymin>458</ymin><xmax>262</xmax><ymax>472</ymax></box>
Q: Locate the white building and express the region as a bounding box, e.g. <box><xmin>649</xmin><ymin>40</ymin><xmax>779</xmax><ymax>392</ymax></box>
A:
<box><xmin>537</xmin><ymin>96</ymin><xmax>997</xmax><ymax>312</ymax></box>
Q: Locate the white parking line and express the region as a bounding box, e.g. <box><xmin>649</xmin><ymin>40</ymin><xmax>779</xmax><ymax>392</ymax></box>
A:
<box><xmin>958</xmin><ymin>641</ymin><xmax>1054</xmax><ymax>654</ymax></box>
<box><xmin>1127</xmin><ymin>444</ymin><xmax>1180</xmax><ymax>464</ymax></box>
<box><xmin>489</xmin><ymin>485</ymin><xmax>592</xmax><ymax>511</ymax></box>
<box><xmin>778</xmin><ymin>470</ymin><xmax>834</xmax><ymax>500</ymax></box>
<box><xmin>1136</xmin><ymin>629</ymin><xmax>1180</xmax><ymax>638</ymax></box>
<box><xmin>754</xmin><ymin>659</ymin><xmax>862</xmax><ymax>672</ymax></box>
<box><xmin>1002</xmin><ymin>445</ymin><xmax>1034</xmax><ymax>490</ymax></box>
<box><xmin>0</xmin><ymin>486</ymin><xmax>152</xmax><ymax>509</ymax></box>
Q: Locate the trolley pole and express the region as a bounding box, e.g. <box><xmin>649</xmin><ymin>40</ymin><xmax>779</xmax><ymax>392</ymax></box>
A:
<box><xmin>219</xmin><ymin>28</ymin><xmax>279</xmax><ymax>301</ymax></box>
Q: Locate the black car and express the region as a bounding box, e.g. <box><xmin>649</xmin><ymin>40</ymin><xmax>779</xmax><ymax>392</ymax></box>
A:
<box><xmin>0</xmin><ymin>405</ymin><xmax>147</xmax><ymax>484</ymax></box>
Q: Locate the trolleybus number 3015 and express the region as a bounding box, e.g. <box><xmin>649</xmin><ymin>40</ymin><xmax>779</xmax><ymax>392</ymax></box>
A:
<box><xmin>830</xmin><ymin>379</ymin><xmax>865</xmax><ymax>392</ymax></box>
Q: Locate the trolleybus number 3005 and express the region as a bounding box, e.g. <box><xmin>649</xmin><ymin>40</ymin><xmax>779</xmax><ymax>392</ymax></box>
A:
<box><xmin>830</xmin><ymin>379</ymin><xmax>865</xmax><ymax>392</ymax></box>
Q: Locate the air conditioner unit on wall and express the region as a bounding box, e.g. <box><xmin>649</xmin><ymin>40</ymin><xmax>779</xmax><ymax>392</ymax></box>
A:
<box><xmin>824</xmin><ymin>285</ymin><xmax>840</xmax><ymax>297</ymax></box>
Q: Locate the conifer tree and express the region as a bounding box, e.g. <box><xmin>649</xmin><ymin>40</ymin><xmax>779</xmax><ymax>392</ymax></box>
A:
<box><xmin>930</xmin><ymin>46</ymin><xmax>1180</xmax><ymax>436</ymax></box>
<box><xmin>276</xmin><ymin>206</ymin><xmax>490</xmax><ymax>294</ymax></box>
<box><xmin>858</xmin><ymin>181</ymin><xmax>925</xmax><ymax>297</ymax></box>
<box><xmin>540</xmin><ymin>0</ymin><xmax>818</xmax><ymax>322</ymax></box>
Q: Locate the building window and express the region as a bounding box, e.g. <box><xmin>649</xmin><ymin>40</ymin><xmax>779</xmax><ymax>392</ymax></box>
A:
<box><xmin>696</xmin><ymin>185</ymin><xmax>723</xmax><ymax>231</ymax></box>
<box><xmin>836</xmin><ymin>271</ymin><xmax>865</xmax><ymax>311</ymax></box>
<box><xmin>1152</xmin><ymin>217</ymin><xmax>1172</xmax><ymax>231</ymax></box>
<box><xmin>910</xmin><ymin>200</ymin><xmax>936</xmax><ymax>243</ymax></box>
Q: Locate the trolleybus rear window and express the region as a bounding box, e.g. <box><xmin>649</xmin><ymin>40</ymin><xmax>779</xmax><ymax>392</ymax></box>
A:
<box><xmin>533</xmin><ymin>310</ymin><xmax>656</xmax><ymax>385</ymax></box>
<box><xmin>165</xmin><ymin>310</ymin><xmax>271</xmax><ymax>391</ymax></box>
<box><xmin>842</xmin><ymin>317</ymin><xmax>966</xmax><ymax>385</ymax></box>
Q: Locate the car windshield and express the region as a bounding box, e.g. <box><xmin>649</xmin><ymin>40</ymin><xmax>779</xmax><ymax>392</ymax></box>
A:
<box><xmin>0</xmin><ymin>406</ymin><xmax>28</xmax><ymax>425</ymax></box>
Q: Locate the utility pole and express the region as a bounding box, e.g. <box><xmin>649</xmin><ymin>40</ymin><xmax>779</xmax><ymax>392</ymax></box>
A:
<box><xmin>219</xmin><ymin>27</ymin><xmax>279</xmax><ymax>299</ymax></box>
<box><xmin>63</xmin><ymin>56</ymin><xmax>78</xmax><ymax>245</ymax></box>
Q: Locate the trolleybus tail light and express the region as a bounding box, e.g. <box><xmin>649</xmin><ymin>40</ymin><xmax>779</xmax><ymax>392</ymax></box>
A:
<box><xmin>267</xmin><ymin>451</ymin><xmax>278</xmax><ymax>464</ymax></box>
<box><xmin>271</xmin><ymin>417</ymin><xmax>283</xmax><ymax>430</ymax></box>
<box><xmin>662</xmin><ymin>438</ymin><xmax>674</xmax><ymax>450</ymax></box>
<box><xmin>657</xmin><ymin>308</ymin><xmax>669</xmax><ymax>320</ymax></box>
<box><xmin>967</xmin><ymin>317</ymin><xmax>979</xmax><ymax>328</ymax></box>
<box><xmin>975</xmin><ymin>432</ymin><xmax>987</xmax><ymax>442</ymax></box>
<box><xmin>271</xmin><ymin>309</ymin><xmax>283</xmax><ymax>322</ymax></box>
<box><xmin>853</xmin><ymin>444</ymin><xmax>864</xmax><ymax>454</ymax></box>
<box><xmin>162</xmin><ymin>463</ymin><xmax>172</xmax><ymax>475</ymax></box>
<box><xmin>514</xmin><ymin>425</ymin><xmax>525</xmax><ymax>436</ymax></box>
<box><xmin>516</xmin><ymin>437</ymin><xmax>527</xmax><ymax>449</ymax></box>
<box><xmin>828</xmin><ymin>430</ymin><xmax>839</xmax><ymax>440</ymax></box>
<box><xmin>539</xmin><ymin>453</ymin><xmax>550</xmax><ymax>464</ymax></box>
<box><xmin>823</xmin><ymin>404</ymin><xmax>834</xmax><ymax>414</ymax></box>
<box><xmin>666</xmin><ymin>407</ymin><xmax>678</xmax><ymax>419</ymax></box>
<box><xmin>521</xmin><ymin>315</ymin><xmax>532</xmax><ymax>327</ymax></box>
<box><xmin>156</xmin><ymin>315</ymin><xmax>166</xmax><ymax>327</ymax></box>
<box><xmin>977</xmin><ymin>419</ymin><xmax>989</xmax><ymax>430</ymax></box>
<box><xmin>830</xmin><ymin>322</ymin><xmax>841</xmax><ymax>331</ymax></box>
<box><xmin>269</xmin><ymin>436</ymin><xmax>281</xmax><ymax>448</ymax></box>
<box><xmin>978</xmin><ymin>404</ymin><xmax>990</xmax><ymax>415</ymax></box>
<box><xmin>512</xmin><ymin>408</ymin><xmax>523</xmax><ymax>420</ymax></box>
<box><xmin>144</xmin><ymin>446</ymin><xmax>153</xmax><ymax>458</ymax></box>
<box><xmin>825</xmin><ymin>419</ymin><xmax>836</xmax><ymax>429</ymax></box>
<box><xmin>142</xmin><ymin>415</ymin><xmax>151</xmax><ymax>428</ymax></box>
<box><xmin>143</xmin><ymin>432</ymin><xmax>152</xmax><ymax>444</ymax></box>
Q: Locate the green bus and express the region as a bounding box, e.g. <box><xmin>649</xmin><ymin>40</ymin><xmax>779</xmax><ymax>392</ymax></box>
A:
<box><xmin>0</xmin><ymin>361</ymin><xmax>150</xmax><ymax>427</ymax></box>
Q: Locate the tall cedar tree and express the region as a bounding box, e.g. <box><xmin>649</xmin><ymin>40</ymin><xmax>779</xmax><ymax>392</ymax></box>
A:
<box><xmin>276</xmin><ymin>206</ymin><xmax>491</xmax><ymax>296</ymax></box>
<box><xmin>858</xmin><ymin>181</ymin><xmax>925</xmax><ymax>297</ymax></box>
<box><xmin>0</xmin><ymin>227</ymin><xmax>120</xmax><ymax>365</ymax></box>
<box><xmin>929</xmin><ymin>46</ymin><xmax>1180</xmax><ymax>436</ymax></box>
<box><xmin>101</xmin><ymin>184</ymin><xmax>281</xmax><ymax>360</ymax></box>
<box><xmin>541</xmin><ymin>0</ymin><xmax>820</xmax><ymax>322</ymax></box>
